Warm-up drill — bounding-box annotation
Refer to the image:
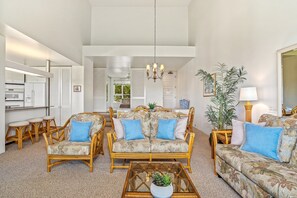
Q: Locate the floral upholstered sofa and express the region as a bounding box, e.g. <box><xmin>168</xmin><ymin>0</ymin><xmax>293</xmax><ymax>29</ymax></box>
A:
<box><xmin>214</xmin><ymin>114</ymin><xmax>297</xmax><ymax>197</ymax></box>
<box><xmin>107</xmin><ymin>111</ymin><xmax>195</xmax><ymax>173</ymax></box>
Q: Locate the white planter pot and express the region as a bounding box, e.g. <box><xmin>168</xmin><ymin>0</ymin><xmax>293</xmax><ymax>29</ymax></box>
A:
<box><xmin>150</xmin><ymin>183</ymin><xmax>173</xmax><ymax>198</ymax></box>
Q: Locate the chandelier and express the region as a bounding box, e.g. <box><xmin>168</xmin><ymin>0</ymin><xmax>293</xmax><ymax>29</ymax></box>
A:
<box><xmin>146</xmin><ymin>0</ymin><xmax>165</xmax><ymax>82</ymax></box>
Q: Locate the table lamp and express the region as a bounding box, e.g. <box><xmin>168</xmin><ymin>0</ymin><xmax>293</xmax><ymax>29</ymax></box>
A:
<box><xmin>239</xmin><ymin>87</ymin><xmax>258</xmax><ymax>122</ymax></box>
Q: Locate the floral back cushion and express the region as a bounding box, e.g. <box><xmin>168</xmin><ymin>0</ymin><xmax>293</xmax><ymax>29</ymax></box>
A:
<box><xmin>258</xmin><ymin>114</ymin><xmax>297</xmax><ymax>162</ymax></box>
<box><xmin>118</xmin><ymin>111</ymin><xmax>151</xmax><ymax>137</ymax></box>
<box><xmin>69</xmin><ymin>113</ymin><xmax>104</xmax><ymax>139</ymax></box>
<box><xmin>150</xmin><ymin>112</ymin><xmax>180</xmax><ymax>138</ymax></box>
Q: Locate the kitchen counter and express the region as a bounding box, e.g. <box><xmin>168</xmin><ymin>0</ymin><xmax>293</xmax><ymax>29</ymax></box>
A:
<box><xmin>5</xmin><ymin>106</ymin><xmax>49</xmax><ymax>112</ymax></box>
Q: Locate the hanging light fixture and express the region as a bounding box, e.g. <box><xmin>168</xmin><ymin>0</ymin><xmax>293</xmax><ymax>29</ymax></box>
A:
<box><xmin>146</xmin><ymin>0</ymin><xmax>164</xmax><ymax>82</ymax></box>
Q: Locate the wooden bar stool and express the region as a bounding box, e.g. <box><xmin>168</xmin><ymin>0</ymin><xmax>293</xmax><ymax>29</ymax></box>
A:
<box><xmin>5</xmin><ymin>121</ymin><xmax>34</xmax><ymax>150</ymax></box>
<box><xmin>43</xmin><ymin>116</ymin><xmax>57</xmax><ymax>135</ymax></box>
<box><xmin>28</xmin><ymin>118</ymin><xmax>44</xmax><ymax>142</ymax></box>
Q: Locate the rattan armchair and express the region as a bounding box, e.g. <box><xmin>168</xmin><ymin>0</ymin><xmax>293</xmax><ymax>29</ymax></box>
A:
<box><xmin>42</xmin><ymin>112</ymin><xmax>106</xmax><ymax>172</ymax></box>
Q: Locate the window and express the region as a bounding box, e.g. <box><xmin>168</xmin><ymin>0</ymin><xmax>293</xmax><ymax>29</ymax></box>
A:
<box><xmin>114</xmin><ymin>83</ymin><xmax>130</xmax><ymax>102</ymax></box>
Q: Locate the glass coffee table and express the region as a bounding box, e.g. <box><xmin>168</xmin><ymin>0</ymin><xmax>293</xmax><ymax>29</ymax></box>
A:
<box><xmin>122</xmin><ymin>161</ymin><xmax>200</xmax><ymax>198</ymax></box>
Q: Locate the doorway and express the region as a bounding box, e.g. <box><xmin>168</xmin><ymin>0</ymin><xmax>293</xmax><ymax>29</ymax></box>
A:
<box><xmin>277</xmin><ymin>44</ymin><xmax>297</xmax><ymax>116</ymax></box>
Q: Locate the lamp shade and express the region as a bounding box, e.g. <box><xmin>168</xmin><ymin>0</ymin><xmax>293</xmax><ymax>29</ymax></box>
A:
<box><xmin>239</xmin><ymin>87</ymin><xmax>258</xmax><ymax>101</ymax></box>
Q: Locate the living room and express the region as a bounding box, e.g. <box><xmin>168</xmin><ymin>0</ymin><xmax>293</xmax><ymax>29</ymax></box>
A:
<box><xmin>1</xmin><ymin>0</ymin><xmax>297</xmax><ymax>197</ymax></box>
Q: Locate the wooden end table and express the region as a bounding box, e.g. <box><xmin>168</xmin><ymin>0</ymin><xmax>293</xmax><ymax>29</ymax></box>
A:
<box><xmin>122</xmin><ymin>161</ymin><xmax>200</xmax><ymax>198</ymax></box>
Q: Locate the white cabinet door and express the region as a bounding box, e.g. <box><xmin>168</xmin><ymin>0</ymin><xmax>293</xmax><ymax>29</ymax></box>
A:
<box><xmin>163</xmin><ymin>72</ymin><xmax>177</xmax><ymax>108</ymax></box>
<box><xmin>50</xmin><ymin>67</ymin><xmax>72</xmax><ymax>126</ymax></box>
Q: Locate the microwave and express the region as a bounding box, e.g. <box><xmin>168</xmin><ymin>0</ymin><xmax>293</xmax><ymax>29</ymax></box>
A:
<box><xmin>5</xmin><ymin>92</ymin><xmax>24</xmax><ymax>101</ymax></box>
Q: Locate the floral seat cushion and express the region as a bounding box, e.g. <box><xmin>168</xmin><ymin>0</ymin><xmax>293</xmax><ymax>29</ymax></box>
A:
<box><xmin>112</xmin><ymin>138</ymin><xmax>151</xmax><ymax>153</ymax></box>
<box><xmin>216</xmin><ymin>144</ymin><xmax>273</xmax><ymax>172</ymax></box>
<box><xmin>241</xmin><ymin>161</ymin><xmax>297</xmax><ymax>197</ymax></box>
<box><xmin>48</xmin><ymin>141</ymin><xmax>90</xmax><ymax>155</ymax></box>
<box><xmin>150</xmin><ymin>138</ymin><xmax>188</xmax><ymax>153</ymax></box>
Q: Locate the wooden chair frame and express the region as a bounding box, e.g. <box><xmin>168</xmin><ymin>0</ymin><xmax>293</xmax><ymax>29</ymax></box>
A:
<box><xmin>43</xmin><ymin>112</ymin><xmax>106</xmax><ymax>172</ymax></box>
<box><xmin>107</xmin><ymin>129</ymin><xmax>195</xmax><ymax>173</ymax></box>
<box><xmin>187</xmin><ymin>107</ymin><xmax>195</xmax><ymax>131</ymax></box>
<box><xmin>212</xmin><ymin>130</ymin><xmax>232</xmax><ymax>175</ymax></box>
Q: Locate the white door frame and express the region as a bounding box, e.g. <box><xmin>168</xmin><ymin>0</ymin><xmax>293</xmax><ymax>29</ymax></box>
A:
<box><xmin>277</xmin><ymin>43</ymin><xmax>297</xmax><ymax>116</ymax></box>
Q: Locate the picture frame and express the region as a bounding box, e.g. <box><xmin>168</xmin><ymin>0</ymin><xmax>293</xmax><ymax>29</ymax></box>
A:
<box><xmin>203</xmin><ymin>73</ymin><xmax>216</xmax><ymax>97</ymax></box>
<box><xmin>73</xmin><ymin>85</ymin><xmax>82</xmax><ymax>92</ymax></box>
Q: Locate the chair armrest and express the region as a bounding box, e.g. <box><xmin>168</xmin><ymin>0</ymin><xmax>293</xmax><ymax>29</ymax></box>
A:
<box><xmin>107</xmin><ymin>130</ymin><xmax>117</xmax><ymax>154</ymax></box>
<box><xmin>185</xmin><ymin>130</ymin><xmax>195</xmax><ymax>155</ymax></box>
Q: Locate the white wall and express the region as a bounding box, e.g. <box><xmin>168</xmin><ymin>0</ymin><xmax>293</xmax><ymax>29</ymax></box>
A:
<box><xmin>0</xmin><ymin>35</ymin><xmax>5</xmax><ymax>154</ymax></box>
<box><xmin>72</xmin><ymin>66</ymin><xmax>84</xmax><ymax>114</ymax></box>
<box><xmin>146</xmin><ymin>78</ymin><xmax>163</xmax><ymax>106</ymax></box>
<box><xmin>93</xmin><ymin>68</ymin><xmax>106</xmax><ymax>112</ymax></box>
<box><xmin>91</xmin><ymin>6</ymin><xmax>188</xmax><ymax>45</ymax></box>
<box><xmin>84</xmin><ymin>57</ymin><xmax>94</xmax><ymax>112</ymax></box>
<box><xmin>178</xmin><ymin>0</ymin><xmax>297</xmax><ymax>134</ymax></box>
<box><xmin>282</xmin><ymin>56</ymin><xmax>297</xmax><ymax>108</ymax></box>
<box><xmin>0</xmin><ymin>0</ymin><xmax>91</xmax><ymax>64</ymax></box>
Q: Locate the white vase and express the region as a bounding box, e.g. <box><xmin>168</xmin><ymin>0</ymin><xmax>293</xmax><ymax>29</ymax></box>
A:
<box><xmin>150</xmin><ymin>183</ymin><xmax>173</xmax><ymax>198</ymax></box>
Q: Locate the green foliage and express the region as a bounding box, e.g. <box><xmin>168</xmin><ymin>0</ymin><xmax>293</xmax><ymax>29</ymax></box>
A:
<box><xmin>152</xmin><ymin>173</ymin><xmax>172</xmax><ymax>187</ymax></box>
<box><xmin>196</xmin><ymin>63</ymin><xmax>247</xmax><ymax>130</ymax></box>
<box><xmin>148</xmin><ymin>102</ymin><xmax>156</xmax><ymax>110</ymax></box>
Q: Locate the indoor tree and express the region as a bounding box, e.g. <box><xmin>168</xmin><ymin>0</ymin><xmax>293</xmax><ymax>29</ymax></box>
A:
<box><xmin>196</xmin><ymin>63</ymin><xmax>247</xmax><ymax>130</ymax></box>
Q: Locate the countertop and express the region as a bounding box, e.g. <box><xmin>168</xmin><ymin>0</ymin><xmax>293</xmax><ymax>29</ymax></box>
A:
<box><xmin>5</xmin><ymin>106</ymin><xmax>49</xmax><ymax>112</ymax></box>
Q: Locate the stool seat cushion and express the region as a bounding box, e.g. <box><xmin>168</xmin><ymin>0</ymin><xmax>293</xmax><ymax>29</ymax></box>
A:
<box><xmin>28</xmin><ymin>118</ymin><xmax>43</xmax><ymax>123</ymax></box>
<box><xmin>43</xmin><ymin>116</ymin><xmax>55</xmax><ymax>120</ymax></box>
<box><xmin>9</xmin><ymin>121</ymin><xmax>30</xmax><ymax>127</ymax></box>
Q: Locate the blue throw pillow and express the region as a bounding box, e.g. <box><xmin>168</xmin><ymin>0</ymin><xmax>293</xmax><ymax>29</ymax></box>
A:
<box><xmin>241</xmin><ymin>123</ymin><xmax>283</xmax><ymax>161</ymax></box>
<box><xmin>156</xmin><ymin>119</ymin><xmax>177</xmax><ymax>140</ymax></box>
<box><xmin>121</xmin><ymin>119</ymin><xmax>145</xmax><ymax>141</ymax></box>
<box><xmin>69</xmin><ymin>120</ymin><xmax>93</xmax><ymax>142</ymax></box>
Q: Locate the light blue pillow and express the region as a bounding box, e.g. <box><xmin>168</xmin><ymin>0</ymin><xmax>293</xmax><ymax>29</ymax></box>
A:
<box><xmin>241</xmin><ymin>123</ymin><xmax>283</xmax><ymax>161</ymax></box>
<box><xmin>121</xmin><ymin>119</ymin><xmax>145</xmax><ymax>141</ymax></box>
<box><xmin>156</xmin><ymin>119</ymin><xmax>177</xmax><ymax>140</ymax></box>
<box><xmin>69</xmin><ymin>120</ymin><xmax>92</xmax><ymax>142</ymax></box>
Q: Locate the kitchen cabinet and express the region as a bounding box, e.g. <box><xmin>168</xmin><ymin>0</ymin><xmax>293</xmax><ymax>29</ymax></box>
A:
<box><xmin>26</xmin><ymin>67</ymin><xmax>46</xmax><ymax>83</ymax></box>
<box><xmin>5</xmin><ymin>70</ymin><xmax>24</xmax><ymax>83</ymax></box>
<box><xmin>50</xmin><ymin>67</ymin><xmax>72</xmax><ymax>126</ymax></box>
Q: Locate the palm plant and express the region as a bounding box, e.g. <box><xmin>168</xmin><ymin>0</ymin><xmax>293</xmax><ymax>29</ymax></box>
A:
<box><xmin>196</xmin><ymin>63</ymin><xmax>247</xmax><ymax>130</ymax></box>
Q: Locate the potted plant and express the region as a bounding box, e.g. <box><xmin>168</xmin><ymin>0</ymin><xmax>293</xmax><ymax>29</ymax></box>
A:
<box><xmin>150</xmin><ymin>173</ymin><xmax>173</xmax><ymax>198</ymax></box>
<box><xmin>148</xmin><ymin>102</ymin><xmax>157</xmax><ymax>111</ymax></box>
<box><xmin>196</xmin><ymin>63</ymin><xmax>247</xmax><ymax>144</ymax></box>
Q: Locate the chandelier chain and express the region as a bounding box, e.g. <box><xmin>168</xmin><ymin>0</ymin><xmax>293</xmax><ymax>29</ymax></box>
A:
<box><xmin>154</xmin><ymin>0</ymin><xmax>156</xmax><ymax>63</ymax></box>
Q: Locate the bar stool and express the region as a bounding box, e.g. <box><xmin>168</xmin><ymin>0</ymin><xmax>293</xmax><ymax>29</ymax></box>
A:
<box><xmin>5</xmin><ymin>121</ymin><xmax>34</xmax><ymax>150</ymax></box>
<box><xmin>43</xmin><ymin>116</ymin><xmax>57</xmax><ymax>135</ymax></box>
<box><xmin>28</xmin><ymin>118</ymin><xmax>44</xmax><ymax>142</ymax></box>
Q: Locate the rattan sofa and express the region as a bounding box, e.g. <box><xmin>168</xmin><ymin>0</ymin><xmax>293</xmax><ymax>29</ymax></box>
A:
<box><xmin>107</xmin><ymin>110</ymin><xmax>195</xmax><ymax>173</ymax></box>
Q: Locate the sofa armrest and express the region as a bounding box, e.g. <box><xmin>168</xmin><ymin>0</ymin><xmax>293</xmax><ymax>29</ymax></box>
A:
<box><xmin>107</xmin><ymin>130</ymin><xmax>117</xmax><ymax>154</ymax></box>
<box><xmin>185</xmin><ymin>130</ymin><xmax>195</xmax><ymax>155</ymax></box>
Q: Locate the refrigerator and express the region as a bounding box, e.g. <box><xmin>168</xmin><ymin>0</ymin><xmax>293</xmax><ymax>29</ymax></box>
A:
<box><xmin>25</xmin><ymin>82</ymin><xmax>46</xmax><ymax>107</ymax></box>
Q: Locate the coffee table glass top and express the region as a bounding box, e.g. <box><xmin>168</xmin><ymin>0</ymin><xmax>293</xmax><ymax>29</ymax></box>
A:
<box><xmin>122</xmin><ymin>161</ymin><xmax>200</xmax><ymax>198</ymax></box>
